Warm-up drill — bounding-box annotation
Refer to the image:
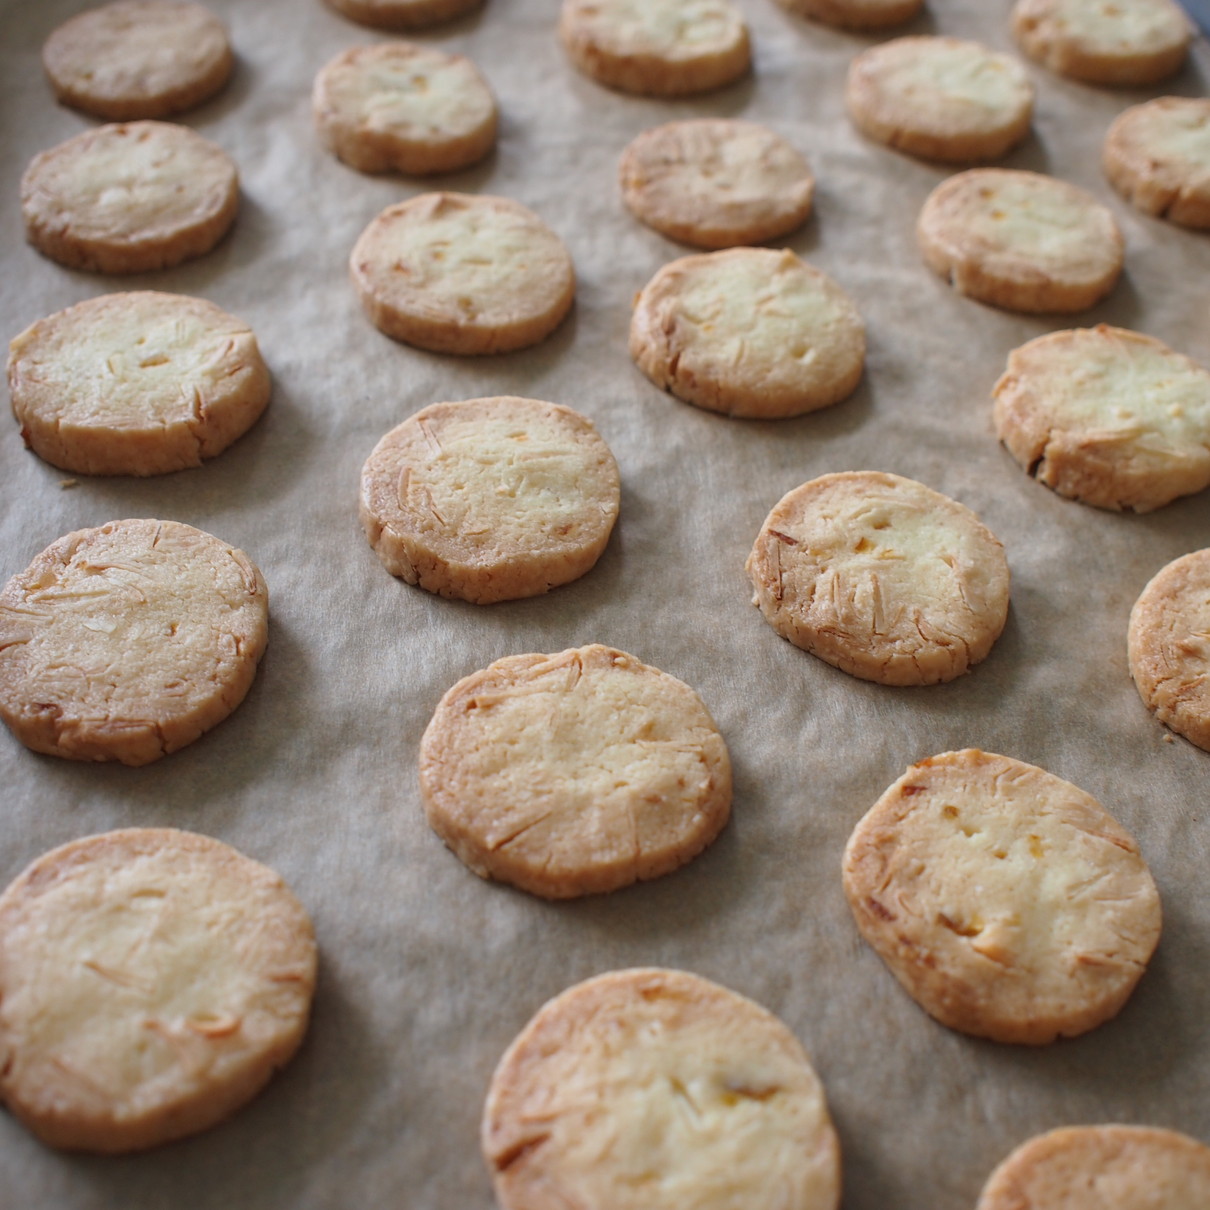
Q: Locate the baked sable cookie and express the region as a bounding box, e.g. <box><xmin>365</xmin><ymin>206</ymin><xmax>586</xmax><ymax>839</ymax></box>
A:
<box><xmin>8</xmin><ymin>292</ymin><xmax>270</xmax><ymax>476</ymax></box>
<box><xmin>918</xmin><ymin>168</ymin><xmax>1123</xmax><ymax>313</ymax></box>
<box><xmin>559</xmin><ymin>0</ymin><xmax>750</xmax><ymax>97</ymax></box>
<box><xmin>323</xmin><ymin>0</ymin><xmax>484</xmax><ymax>30</ymax></box>
<box><xmin>746</xmin><ymin>472</ymin><xmax>1009</xmax><ymax>686</ymax></box>
<box><xmin>419</xmin><ymin>646</ymin><xmax>731</xmax><ymax>898</ymax></box>
<box><xmin>846</xmin><ymin>37</ymin><xmax>1034</xmax><ymax>163</ymax></box>
<box><xmin>994</xmin><ymin>325</ymin><xmax>1210</xmax><ymax>513</ymax></box>
<box><xmin>1011</xmin><ymin>0</ymin><xmax>1192</xmax><ymax>86</ymax></box>
<box><xmin>0</xmin><ymin>519</ymin><xmax>268</xmax><ymax>766</ymax></box>
<box><xmin>350</xmin><ymin>192</ymin><xmax>574</xmax><ymax>354</ymax></box>
<box><xmin>360</xmin><ymin>397</ymin><xmax>620</xmax><ymax>603</ymax></box>
<box><xmin>0</xmin><ymin>828</ymin><xmax>316</xmax><ymax>1153</ymax></box>
<box><xmin>483</xmin><ymin>969</ymin><xmax>841</xmax><ymax>1210</ymax></box>
<box><xmin>1129</xmin><ymin>549</ymin><xmax>1210</xmax><ymax>752</ymax></box>
<box><xmin>630</xmin><ymin>248</ymin><xmax>865</xmax><ymax>419</ymax></box>
<box><xmin>619</xmin><ymin>119</ymin><xmax>813</xmax><ymax>248</ymax></box>
<box><xmin>42</xmin><ymin>0</ymin><xmax>233</xmax><ymax>120</ymax></box>
<box><xmin>773</xmin><ymin>0</ymin><xmax>921</xmax><ymax>29</ymax></box>
<box><xmin>313</xmin><ymin>42</ymin><xmax>497</xmax><ymax>176</ymax></box>
<box><xmin>976</xmin><ymin>1126</ymin><xmax>1210</xmax><ymax>1208</ymax></box>
<box><xmin>21</xmin><ymin>121</ymin><xmax>238</xmax><ymax>274</ymax></box>
<box><xmin>1104</xmin><ymin>97</ymin><xmax>1210</xmax><ymax>229</ymax></box>
<box><xmin>843</xmin><ymin>750</ymin><xmax>1162</xmax><ymax>1044</ymax></box>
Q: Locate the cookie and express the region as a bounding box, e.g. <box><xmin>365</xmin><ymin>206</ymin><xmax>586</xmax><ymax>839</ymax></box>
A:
<box><xmin>630</xmin><ymin>248</ymin><xmax>865</xmax><ymax>419</ymax></box>
<box><xmin>41</xmin><ymin>0</ymin><xmax>233</xmax><ymax>121</ymax></box>
<box><xmin>21</xmin><ymin>121</ymin><xmax>239</xmax><ymax>275</ymax></box>
<box><xmin>1128</xmin><ymin>548</ymin><xmax>1210</xmax><ymax>752</ymax></box>
<box><xmin>843</xmin><ymin>749</ymin><xmax>1162</xmax><ymax>1044</ymax></box>
<box><xmin>917</xmin><ymin>168</ymin><xmax>1124</xmax><ymax>313</ymax></box>
<box><xmin>8</xmin><ymin>292</ymin><xmax>270</xmax><ymax>477</ymax></box>
<box><xmin>1012</xmin><ymin>0</ymin><xmax>1192</xmax><ymax>86</ymax></box>
<box><xmin>559</xmin><ymin>0</ymin><xmax>750</xmax><ymax>97</ymax></box>
<box><xmin>846</xmin><ymin>37</ymin><xmax>1034</xmax><ymax>163</ymax></box>
<box><xmin>350</xmin><ymin>192</ymin><xmax>574</xmax><ymax>354</ymax></box>
<box><xmin>483</xmin><ymin>968</ymin><xmax>841</xmax><ymax>1210</ymax></box>
<box><xmin>1103</xmin><ymin>96</ymin><xmax>1210</xmax><ymax>229</ymax></box>
<box><xmin>619</xmin><ymin>119</ymin><xmax>813</xmax><ymax>249</ymax></box>
<box><xmin>419</xmin><ymin>645</ymin><xmax>731</xmax><ymax>898</ymax></box>
<box><xmin>313</xmin><ymin>42</ymin><xmax>497</xmax><ymax>176</ymax></box>
<box><xmin>745</xmin><ymin>471</ymin><xmax>1009</xmax><ymax>686</ymax></box>
<box><xmin>772</xmin><ymin>0</ymin><xmax>922</xmax><ymax>30</ymax></box>
<box><xmin>994</xmin><ymin>325</ymin><xmax>1210</xmax><ymax>513</ymax></box>
<box><xmin>359</xmin><ymin>396</ymin><xmax>620</xmax><ymax>603</ymax></box>
<box><xmin>0</xmin><ymin>828</ymin><xmax>316</xmax><ymax>1152</ymax></box>
<box><xmin>0</xmin><ymin>519</ymin><xmax>268</xmax><ymax>766</ymax></box>
<box><xmin>323</xmin><ymin>0</ymin><xmax>484</xmax><ymax>29</ymax></box>
<box><xmin>976</xmin><ymin>1126</ymin><xmax>1210</xmax><ymax>1208</ymax></box>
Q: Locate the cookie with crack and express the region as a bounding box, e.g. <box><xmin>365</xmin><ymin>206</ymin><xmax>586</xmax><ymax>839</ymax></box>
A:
<box><xmin>772</xmin><ymin>0</ymin><xmax>922</xmax><ymax>29</ymax></box>
<box><xmin>419</xmin><ymin>646</ymin><xmax>731</xmax><ymax>898</ymax></box>
<box><xmin>483</xmin><ymin>968</ymin><xmax>841</xmax><ymax>1210</ymax></box>
<box><xmin>843</xmin><ymin>749</ymin><xmax>1162</xmax><ymax>1043</ymax></box>
<box><xmin>323</xmin><ymin>0</ymin><xmax>484</xmax><ymax>29</ymax></box>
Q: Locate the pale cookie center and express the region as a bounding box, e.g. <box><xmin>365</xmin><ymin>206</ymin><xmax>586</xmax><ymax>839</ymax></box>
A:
<box><xmin>883</xmin><ymin>48</ymin><xmax>1025</xmax><ymax>112</ymax></box>
<box><xmin>1138</xmin><ymin>111</ymin><xmax>1210</xmax><ymax>166</ymax></box>
<box><xmin>583</xmin><ymin>0</ymin><xmax>740</xmax><ymax>54</ymax></box>
<box><xmin>1050</xmin><ymin>0</ymin><xmax>1186</xmax><ymax>49</ymax></box>
<box><xmin>964</xmin><ymin>183</ymin><xmax>1103</xmax><ymax>262</ymax></box>
<box><xmin>338</xmin><ymin>60</ymin><xmax>491</xmax><ymax>136</ymax></box>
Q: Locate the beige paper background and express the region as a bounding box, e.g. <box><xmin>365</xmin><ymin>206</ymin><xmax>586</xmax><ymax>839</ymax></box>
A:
<box><xmin>1</xmin><ymin>0</ymin><xmax>1209</xmax><ymax>1205</ymax></box>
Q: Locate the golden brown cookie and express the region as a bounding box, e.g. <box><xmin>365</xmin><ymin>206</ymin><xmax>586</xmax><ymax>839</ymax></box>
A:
<box><xmin>323</xmin><ymin>0</ymin><xmax>484</xmax><ymax>30</ymax></box>
<box><xmin>773</xmin><ymin>0</ymin><xmax>922</xmax><ymax>29</ymax></box>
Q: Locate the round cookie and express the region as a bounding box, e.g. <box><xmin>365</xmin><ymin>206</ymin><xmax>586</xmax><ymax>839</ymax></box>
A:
<box><xmin>745</xmin><ymin>471</ymin><xmax>1009</xmax><ymax>686</ymax></box>
<box><xmin>419</xmin><ymin>645</ymin><xmax>731</xmax><ymax>898</ymax></box>
<box><xmin>7</xmin><ymin>292</ymin><xmax>270</xmax><ymax>477</ymax></box>
<box><xmin>0</xmin><ymin>519</ymin><xmax>268</xmax><ymax>766</ymax></box>
<box><xmin>559</xmin><ymin>0</ymin><xmax>750</xmax><ymax>97</ymax></box>
<box><xmin>350</xmin><ymin>192</ymin><xmax>574</xmax><ymax>355</ymax></box>
<box><xmin>630</xmin><ymin>248</ymin><xmax>865</xmax><ymax>419</ymax></box>
<box><xmin>843</xmin><ymin>749</ymin><xmax>1162</xmax><ymax>1044</ymax></box>
<box><xmin>322</xmin><ymin>0</ymin><xmax>484</xmax><ymax>29</ymax></box>
<box><xmin>1128</xmin><ymin>548</ymin><xmax>1210</xmax><ymax>752</ymax></box>
<box><xmin>994</xmin><ymin>325</ymin><xmax>1210</xmax><ymax>513</ymax></box>
<box><xmin>41</xmin><ymin>0</ymin><xmax>233</xmax><ymax>121</ymax></box>
<box><xmin>0</xmin><ymin>828</ymin><xmax>316</xmax><ymax>1153</ymax></box>
<box><xmin>917</xmin><ymin>168</ymin><xmax>1124</xmax><ymax>313</ymax></box>
<box><xmin>483</xmin><ymin>969</ymin><xmax>841</xmax><ymax>1210</ymax></box>
<box><xmin>619</xmin><ymin>119</ymin><xmax>814</xmax><ymax>249</ymax></box>
<box><xmin>21</xmin><ymin>121</ymin><xmax>239</xmax><ymax>275</ymax></box>
<box><xmin>1011</xmin><ymin>0</ymin><xmax>1192</xmax><ymax>86</ymax></box>
<box><xmin>846</xmin><ymin>37</ymin><xmax>1034</xmax><ymax>164</ymax></box>
<box><xmin>359</xmin><ymin>396</ymin><xmax>620</xmax><ymax>603</ymax></box>
<box><xmin>313</xmin><ymin>42</ymin><xmax>497</xmax><ymax>176</ymax></box>
<box><xmin>1103</xmin><ymin>97</ymin><xmax>1210</xmax><ymax>230</ymax></box>
<box><xmin>773</xmin><ymin>0</ymin><xmax>923</xmax><ymax>30</ymax></box>
<box><xmin>976</xmin><ymin>1126</ymin><xmax>1210</xmax><ymax>1209</ymax></box>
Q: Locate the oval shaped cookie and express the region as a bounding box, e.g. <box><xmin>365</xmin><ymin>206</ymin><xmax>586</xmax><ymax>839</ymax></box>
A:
<box><xmin>350</xmin><ymin>192</ymin><xmax>574</xmax><ymax>354</ymax></box>
<box><xmin>419</xmin><ymin>645</ymin><xmax>731</xmax><ymax>898</ymax></box>
<box><xmin>746</xmin><ymin>471</ymin><xmax>1009</xmax><ymax>686</ymax></box>
<box><xmin>773</xmin><ymin>0</ymin><xmax>922</xmax><ymax>29</ymax></box>
<box><xmin>483</xmin><ymin>969</ymin><xmax>841</xmax><ymax>1210</ymax></box>
<box><xmin>0</xmin><ymin>828</ymin><xmax>316</xmax><ymax>1153</ymax></box>
<box><xmin>0</xmin><ymin>519</ymin><xmax>268</xmax><ymax>766</ymax></box>
<box><xmin>630</xmin><ymin>248</ymin><xmax>865</xmax><ymax>419</ymax></box>
<box><xmin>21</xmin><ymin>121</ymin><xmax>239</xmax><ymax>275</ymax></box>
<box><xmin>7</xmin><ymin>292</ymin><xmax>270</xmax><ymax>477</ymax></box>
<box><xmin>843</xmin><ymin>749</ymin><xmax>1162</xmax><ymax>1044</ymax></box>
<box><xmin>323</xmin><ymin>0</ymin><xmax>484</xmax><ymax>29</ymax></box>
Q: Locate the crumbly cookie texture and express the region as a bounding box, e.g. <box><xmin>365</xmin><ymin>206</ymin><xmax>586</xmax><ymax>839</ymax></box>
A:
<box><xmin>350</xmin><ymin>192</ymin><xmax>574</xmax><ymax>354</ymax></box>
<box><xmin>323</xmin><ymin>0</ymin><xmax>484</xmax><ymax>30</ymax></box>
<box><xmin>994</xmin><ymin>325</ymin><xmax>1210</xmax><ymax>513</ymax></box>
<box><xmin>773</xmin><ymin>0</ymin><xmax>922</xmax><ymax>29</ymax></box>
<box><xmin>846</xmin><ymin>37</ymin><xmax>1034</xmax><ymax>163</ymax></box>
<box><xmin>7</xmin><ymin>292</ymin><xmax>270</xmax><ymax>477</ymax></box>
<box><xmin>619</xmin><ymin>119</ymin><xmax>813</xmax><ymax>248</ymax></box>
<box><xmin>630</xmin><ymin>248</ymin><xmax>864</xmax><ymax>419</ymax></box>
<box><xmin>483</xmin><ymin>969</ymin><xmax>841</xmax><ymax>1210</ymax></box>
<box><xmin>313</xmin><ymin>42</ymin><xmax>497</xmax><ymax>175</ymax></box>
<box><xmin>976</xmin><ymin>1126</ymin><xmax>1210</xmax><ymax>1209</ymax></box>
<box><xmin>843</xmin><ymin>749</ymin><xmax>1162</xmax><ymax>1044</ymax></box>
<box><xmin>559</xmin><ymin>0</ymin><xmax>750</xmax><ymax>97</ymax></box>
<box><xmin>0</xmin><ymin>519</ymin><xmax>268</xmax><ymax>766</ymax></box>
<box><xmin>21</xmin><ymin>121</ymin><xmax>238</xmax><ymax>275</ymax></box>
<box><xmin>1011</xmin><ymin>0</ymin><xmax>1192</xmax><ymax>85</ymax></box>
<box><xmin>917</xmin><ymin>168</ymin><xmax>1123</xmax><ymax>313</ymax></box>
<box><xmin>0</xmin><ymin>828</ymin><xmax>316</xmax><ymax>1153</ymax></box>
<box><xmin>42</xmin><ymin>0</ymin><xmax>233</xmax><ymax>121</ymax></box>
<box><xmin>359</xmin><ymin>396</ymin><xmax>620</xmax><ymax>603</ymax></box>
<box><xmin>746</xmin><ymin>471</ymin><xmax>1009</xmax><ymax>686</ymax></box>
<box><xmin>419</xmin><ymin>646</ymin><xmax>731</xmax><ymax>898</ymax></box>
